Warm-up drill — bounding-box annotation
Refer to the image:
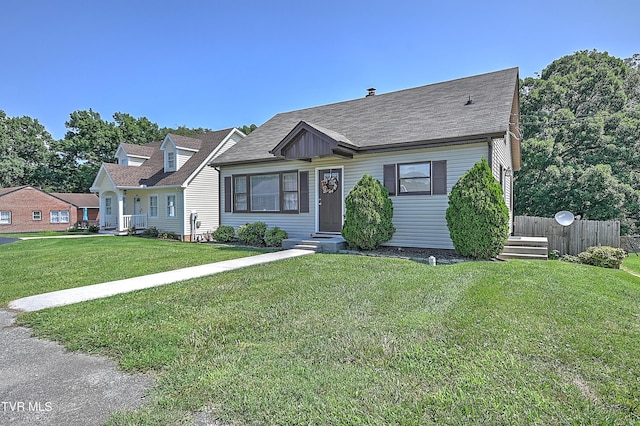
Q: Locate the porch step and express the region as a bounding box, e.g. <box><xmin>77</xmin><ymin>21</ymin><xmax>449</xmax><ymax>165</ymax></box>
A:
<box><xmin>283</xmin><ymin>237</ymin><xmax>346</xmax><ymax>254</ymax></box>
<box><xmin>292</xmin><ymin>244</ymin><xmax>321</xmax><ymax>252</ymax></box>
<box><xmin>498</xmin><ymin>236</ymin><xmax>549</xmax><ymax>261</ymax></box>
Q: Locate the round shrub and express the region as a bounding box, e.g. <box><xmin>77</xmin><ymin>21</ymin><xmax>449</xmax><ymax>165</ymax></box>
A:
<box><xmin>212</xmin><ymin>225</ymin><xmax>235</xmax><ymax>243</ymax></box>
<box><xmin>578</xmin><ymin>245</ymin><xmax>627</xmax><ymax>269</ymax></box>
<box><xmin>445</xmin><ymin>159</ymin><xmax>510</xmax><ymax>259</ymax></box>
<box><xmin>264</xmin><ymin>226</ymin><xmax>288</xmax><ymax>247</ymax></box>
<box><xmin>342</xmin><ymin>174</ymin><xmax>395</xmax><ymax>250</ymax></box>
<box><xmin>237</xmin><ymin>221</ymin><xmax>267</xmax><ymax>246</ymax></box>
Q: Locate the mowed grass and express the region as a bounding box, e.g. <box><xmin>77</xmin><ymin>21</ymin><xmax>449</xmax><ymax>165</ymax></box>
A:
<box><xmin>0</xmin><ymin>237</ymin><xmax>263</xmax><ymax>304</ymax></box>
<box><xmin>623</xmin><ymin>253</ymin><xmax>640</xmax><ymax>275</ymax></box>
<box><xmin>15</xmin><ymin>253</ymin><xmax>640</xmax><ymax>425</ymax></box>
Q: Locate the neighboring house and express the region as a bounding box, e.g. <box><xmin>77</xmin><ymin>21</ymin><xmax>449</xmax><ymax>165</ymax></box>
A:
<box><xmin>90</xmin><ymin>129</ymin><xmax>245</xmax><ymax>241</ymax></box>
<box><xmin>0</xmin><ymin>186</ymin><xmax>96</xmax><ymax>233</ymax></box>
<box><xmin>50</xmin><ymin>193</ymin><xmax>100</xmax><ymax>229</ymax></box>
<box><xmin>211</xmin><ymin>68</ymin><xmax>521</xmax><ymax>249</ymax></box>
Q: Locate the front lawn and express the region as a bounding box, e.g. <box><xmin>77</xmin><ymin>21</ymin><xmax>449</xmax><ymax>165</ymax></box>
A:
<box><xmin>16</xmin><ymin>255</ymin><xmax>640</xmax><ymax>425</ymax></box>
<box><xmin>0</xmin><ymin>237</ymin><xmax>263</xmax><ymax>304</ymax></box>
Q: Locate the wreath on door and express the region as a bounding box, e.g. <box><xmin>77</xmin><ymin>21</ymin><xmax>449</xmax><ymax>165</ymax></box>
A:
<box><xmin>321</xmin><ymin>176</ymin><xmax>339</xmax><ymax>194</ymax></box>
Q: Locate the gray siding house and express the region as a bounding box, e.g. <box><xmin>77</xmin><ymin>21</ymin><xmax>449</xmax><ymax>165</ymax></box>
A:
<box><xmin>211</xmin><ymin>68</ymin><xmax>521</xmax><ymax>249</ymax></box>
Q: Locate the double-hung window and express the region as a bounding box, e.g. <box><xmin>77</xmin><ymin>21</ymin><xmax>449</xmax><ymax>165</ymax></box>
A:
<box><xmin>166</xmin><ymin>194</ymin><xmax>176</xmax><ymax>218</ymax></box>
<box><xmin>398</xmin><ymin>162</ymin><xmax>431</xmax><ymax>195</ymax></box>
<box><xmin>167</xmin><ymin>152</ymin><xmax>176</xmax><ymax>171</ymax></box>
<box><xmin>50</xmin><ymin>210</ymin><xmax>69</xmax><ymax>223</ymax></box>
<box><xmin>149</xmin><ymin>195</ymin><xmax>159</xmax><ymax>218</ymax></box>
<box><xmin>384</xmin><ymin>160</ymin><xmax>447</xmax><ymax>196</ymax></box>
<box><xmin>0</xmin><ymin>211</ymin><xmax>11</xmax><ymax>225</ymax></box>
<box><xmin>33</xmin><ymin>211</ymin><xmax>42</xmax><ymax>221</ymax></box>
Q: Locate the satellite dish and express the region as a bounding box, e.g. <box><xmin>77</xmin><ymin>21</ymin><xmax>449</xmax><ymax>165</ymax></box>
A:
<box><xmin>555</xmin><ymin>211</ymin><xmax>575</xmax><ymax>227</ymax></box>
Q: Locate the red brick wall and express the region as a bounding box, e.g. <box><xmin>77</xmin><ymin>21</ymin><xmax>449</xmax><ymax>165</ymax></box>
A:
<box><xmin>0</xmin><ymin>187</ymin><xmax>79</xmax><ymax>233</ymax></box>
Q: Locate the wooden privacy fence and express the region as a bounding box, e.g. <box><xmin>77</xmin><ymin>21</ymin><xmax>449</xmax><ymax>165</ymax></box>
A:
<box><xmin>514</xmin><ymin>216</ymin><xmax>620</xmax><ymax>255</ymax></box>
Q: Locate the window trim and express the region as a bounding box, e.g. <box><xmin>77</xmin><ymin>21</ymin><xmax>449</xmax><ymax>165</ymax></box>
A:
<box><xmin>166</xmin><ymin>193</ymin><xmax>177</xmax><ymax>219</ymax></box>
<box><xmin>397</xmin><ymin>161</ymin><xmax>432</xmax><ymax>196</ymax></box>
<box><xmin>149</xmin><ymin>194</ymin><xmax>159</xmax><ymax>218</ymax></box>
<box><xmin>0</xmin><ymin>210</ymin><xmax>11</xmax><ymax>225</ymax></box>
<box><xmin>166</xmin><ymin>151</ymin><xmax>176</xmax><ymax>171</ymax></box>
<box><xmin>32</xmin><ymin>211</ymin><xmax>42</xmax><ymax>221</ymax></box>
<box><xmin>232</xmin><ymin>170</ymin><xmax>301</xmax><ymax>214</ymax></box>
<box><xmin>50</xmin><ymin>210</ymin><xmax>70</xmax><ymax>224</ymax></box>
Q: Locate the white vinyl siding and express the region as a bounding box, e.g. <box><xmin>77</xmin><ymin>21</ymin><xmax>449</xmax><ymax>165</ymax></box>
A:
<box><xmin>177</xmin><ymin>149</ymin><xmax>195</xmax><ymax>169</ymax></box>
<box><xmin>491</xmin><ymin>137</ymin><xmax>514</xmax><ymax>232</ymax></box>
<box><xmin>184</xmin><ymin>165</ymin><xmax>219</xmax><ymax>236</ymax></box>
<box><xmin>220</xmin><ymin>142</ymin><xmax>489</xmax><ymax>249</ymax></box>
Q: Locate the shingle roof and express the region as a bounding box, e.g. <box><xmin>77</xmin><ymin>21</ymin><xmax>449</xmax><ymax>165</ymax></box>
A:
<box><xmin>213</xmin><ymin>68</ymin><xmax>519</xmax><ymax>165</ymax></box>
<box><xmin>50</xmin><ymin>193</ymin><xmax>99</xmax><ymax>208</ymax></box>
<box><xmin>0</xmin><ymin>186</ymin><xmax>26</xmax><ymax>197</ymax></box>
<box><xmin>103</xmin><ymin>129</ymin><xmax>234</xmax><ymax>188</ymax></box>
<box><xmin>120</xmin><ymin>143</ymin><xmax>155</xmax><ymax>158</ymax></box>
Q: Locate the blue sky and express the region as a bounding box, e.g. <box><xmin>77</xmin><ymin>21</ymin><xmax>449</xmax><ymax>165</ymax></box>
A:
<box><xmin>2</xmin><ymin>0</ymin><xmax>638</xmax><ymax>140</ymax></box>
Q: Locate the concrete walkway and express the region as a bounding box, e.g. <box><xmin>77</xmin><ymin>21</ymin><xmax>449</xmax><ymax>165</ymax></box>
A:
<box><xmin>9</xmin><ymin>249</ymin><xmax>314</xmax><ymax>312</ymax></box>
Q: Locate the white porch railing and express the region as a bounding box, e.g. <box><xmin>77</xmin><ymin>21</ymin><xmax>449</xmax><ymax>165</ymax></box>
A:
<box><xmin>121</xmin><ymin>214</ymin><xmax>148</xmax><ymax>231</ymax></box>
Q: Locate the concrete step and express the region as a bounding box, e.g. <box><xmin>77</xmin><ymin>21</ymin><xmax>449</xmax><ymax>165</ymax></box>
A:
<box><xmin>292</xmin><ymin>244</ymin><xmax>320</xmax><ymax>252</ymax></box>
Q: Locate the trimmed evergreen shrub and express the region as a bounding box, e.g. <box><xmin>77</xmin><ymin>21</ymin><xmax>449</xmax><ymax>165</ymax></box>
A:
<box><xmin>212</xmin><ymin>225</ymin><xmax>235</xmax><ymax>243</ymax></box>
<box><xmin>342</xmin><ymin>174</ymin><xmax>395</xmax><ymax>250</ymax></box>
<box><xmin>264</xmin><ymin>227</ymin><xmax>288</xmax><ymax>247</ymax></box>
<box><xmin>578</xmin><ymin>246</ymin><xmax>627</xmax><ymax>269</ymax></box>
<box><xmin>445</xmin><ymin>159</ymin><xmax>510</xmax><ymax>259</ymax></box>
<box><xmin>237</xmin><ymin>222</ymin><xmax>267</xmax><ymax>246</ymax></box>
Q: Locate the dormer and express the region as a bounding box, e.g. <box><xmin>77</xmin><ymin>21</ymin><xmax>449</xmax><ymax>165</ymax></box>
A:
<box><xmin>114</xmin><ymin>143</ymin><xmax>153</xmax><ymax>167</ymax></box>
<box><xmin>160</xmin><ymin>134</ymin><xmax>201</xmax><ymax>173</ymax></box>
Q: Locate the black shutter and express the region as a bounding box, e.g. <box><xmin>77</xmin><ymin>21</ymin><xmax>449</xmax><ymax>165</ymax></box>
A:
<box><xmin>224</xmin><ymin>176</ymin><xmax>232</xmax><ymax>212</ymax></box>
<box><xmin>432</xmin><ymin>161</ymin><xmax>447</xmax><ymax>195</ymax></box>
<box><xmin>299</xmin><ymin>171</ymin><xmax>309</xmax><ymax>213</ymax></box>
<box><xmin>383</xmin><ymin>164</ymin><xmax>396</xmax><ymax>195</ymax></box>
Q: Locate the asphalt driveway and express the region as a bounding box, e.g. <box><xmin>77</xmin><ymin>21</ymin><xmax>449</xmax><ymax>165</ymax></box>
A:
<box><xmin>0</xmin><ymin>309</ymin><xmax>154</xmax><ymax>425</ymax></box>
<box><xmin>0</xmin><ymin>237</ymin><xmax>19</xmax><ymax>245</ymax></box>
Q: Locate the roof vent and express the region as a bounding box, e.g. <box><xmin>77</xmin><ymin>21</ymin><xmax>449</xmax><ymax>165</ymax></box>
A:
<box><xmin>465</xmin><ymin>95</ymin><xmax>473</xmax><ymax>105</ymax></box>
<box><xmin>366</xmin><ymin>88</ymin><xmax>376</xmax><ymax>97</ymax></box>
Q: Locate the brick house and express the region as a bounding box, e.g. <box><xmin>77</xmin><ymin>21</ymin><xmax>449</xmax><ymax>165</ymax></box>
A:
<box><xmin>0</xmin><ymin>186</ymin><xmax>99</xmax><ymax>233</ymax></box>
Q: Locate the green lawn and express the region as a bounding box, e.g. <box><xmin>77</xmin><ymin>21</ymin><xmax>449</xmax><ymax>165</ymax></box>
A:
<box><xmin>623</xmin><ymin>253</ymin><xmax>640</xmax><ymax>275</ymax></box>
<box><xmin>10</xmin><ymin>246</ymin><xmax>640</xmax><ymax>425</ymax></box>
<box><xmin>0</xmin><ymin>237</ymin><xmax>263</xmax><ymax>304</ymax></box>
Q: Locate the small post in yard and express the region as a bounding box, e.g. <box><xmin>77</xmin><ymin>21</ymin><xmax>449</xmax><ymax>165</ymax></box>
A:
<box><xmin>554</xmin><ymin>211</ymin><xmax>575</xmax><ymax>255</ymax></box>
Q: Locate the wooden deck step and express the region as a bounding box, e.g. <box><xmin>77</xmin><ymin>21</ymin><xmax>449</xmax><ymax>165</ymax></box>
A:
<box><xmin>499</xmin><ymin>236</ymin><xmax>549</xmax><ymax>260</ymax></box>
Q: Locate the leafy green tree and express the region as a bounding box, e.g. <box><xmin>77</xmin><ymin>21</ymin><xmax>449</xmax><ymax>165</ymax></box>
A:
<box><xmin>446</xmin><ymin>159</ymin><xmax>510</xmax><ymax>259</ymax></box>
<box><xmin>239</xmin><ymin>124</ymin><xmax>257</xmax><ymax>135</ymax></box>
<box><xmin>342</xmin><ymin>174</ymin><xmax>395</xmax><ymax>250</ymax></box>
<box><xmin>0</xmin><ymin>111</ymin><xmax>53</xmax><ymax>188</ymax></box>
<box><xmin>516</xmin><ymin>50</ymin><xmax>640</xmax><ymax>233</ymax></box>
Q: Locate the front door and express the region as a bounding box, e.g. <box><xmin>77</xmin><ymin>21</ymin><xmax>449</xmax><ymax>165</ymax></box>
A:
<box><xmin>318</xmin><ymin>168</ymin><xmax>342</xmax><ymax>233</ymax></box>
<box><xmin>134</xmin><ymin>197</ymin><xmax>142</xmax><ymax>215</ymax></box>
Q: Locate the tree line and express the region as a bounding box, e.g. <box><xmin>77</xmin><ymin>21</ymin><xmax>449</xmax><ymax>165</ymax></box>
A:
<box><xmin>0</xmin><ymin>109</ymin><xmax>256</xmax><ymax>193</ymax></box>
<box><xmin>1</xmin><ymin>50</ymin><xmax>639</xmax><ymax>233</ymax></box>
<box><xmin>516</xmin><ymin>50</ymin><xmax>640</xmax><ymax>234</ymax></box>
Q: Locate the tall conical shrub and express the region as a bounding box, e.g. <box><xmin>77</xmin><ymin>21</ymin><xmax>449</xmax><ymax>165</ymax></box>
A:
<box><xmin>342</xmin><ymin>174</ymin><xmax>395</xmax><ymax>250</ymax></box>
<box><xmin>446</xmin><ymin>159</ymin><xmax>509</xmax><ymax>259</ymax></box>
